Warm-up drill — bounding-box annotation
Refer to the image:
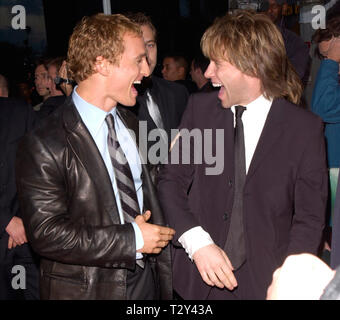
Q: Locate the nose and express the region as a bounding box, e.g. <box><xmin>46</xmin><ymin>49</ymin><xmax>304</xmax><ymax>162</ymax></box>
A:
<box><xmin>204</xmin><ymin>61</ymin><xmax>214</xmax><ymax>79</ymax></box>
<box><xmin>142</xmin><ymin>58</ymin><xmax>151</xmax><ymax>78</ymax></box>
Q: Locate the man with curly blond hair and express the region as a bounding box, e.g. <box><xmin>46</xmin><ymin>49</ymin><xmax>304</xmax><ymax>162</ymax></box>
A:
<box><xmin>16</xmin><ymin>13</ymin><xmax>174</xmax><ymax>300</ymax></box>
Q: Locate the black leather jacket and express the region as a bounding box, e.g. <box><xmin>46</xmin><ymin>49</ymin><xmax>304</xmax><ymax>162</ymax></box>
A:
<box><xmin>15</xmin><ymin>97</ymin><xmax>172</xmax><ymax>299</ymax></box>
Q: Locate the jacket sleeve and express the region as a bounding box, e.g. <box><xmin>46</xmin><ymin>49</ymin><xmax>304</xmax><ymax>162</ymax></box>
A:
<box><xmin>157</xmin><ymin>95</ymin><xmax>201</xmax><ymax>244</ymax></box>
<box><xmin>0</xmin><ymin>101</ymin><xmax>36</xmax><ymax>235</ymax></box>
<box><xmin>311</xmin><ymin>59</ymin><xmax>340</xmax><ymax>123</ymax></box>
<box><xmin>15</xmin><ymin>133</ymin><xmax>136</xmax><ymax>269</ymax></box>
<box><xmin>287</xmin><ymin>118</ymin><xmax>328</xmax><ymax>255</ymax></box>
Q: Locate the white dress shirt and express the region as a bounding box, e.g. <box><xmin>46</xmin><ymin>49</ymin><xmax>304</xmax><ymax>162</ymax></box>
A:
<box><xmin>179</xmin><ymin>94</ymin><xmax>273</xmax><ymax>259</ymax></box>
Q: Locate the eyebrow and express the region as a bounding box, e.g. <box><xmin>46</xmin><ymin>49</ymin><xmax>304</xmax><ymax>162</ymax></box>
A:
<box><xmin>136</xmin><ymin>53</ymin><xmax>147</xmax><ymax>60</ymax></box>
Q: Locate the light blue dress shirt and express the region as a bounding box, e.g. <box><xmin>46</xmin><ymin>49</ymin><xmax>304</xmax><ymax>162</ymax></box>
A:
<box><xmin>72</xmin><ymin>87</ymin><xmax>144</xmax><ymax>258</ymax></box>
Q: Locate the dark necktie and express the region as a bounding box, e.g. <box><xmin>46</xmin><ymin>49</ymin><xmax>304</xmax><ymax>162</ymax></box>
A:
<box><xmin>224</xmin><ymin>105</ymin><xmax>247</xmax><ymax>270</ymax></box>
<box><xmin>105</xmin><ymin>114</ymin><xmax>145</xmax><ymax>268</ymax></box>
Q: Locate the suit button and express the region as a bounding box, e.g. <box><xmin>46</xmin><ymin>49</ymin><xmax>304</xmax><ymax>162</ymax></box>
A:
<box><xmin>0</xmin><ymin>162</ymin><xmax>4</xmax><ymax>168</ymax></box>
<box><xmin>223</xmin><ymin>213</ymin><xmax>228</xmax><ymax>220</ymax></box>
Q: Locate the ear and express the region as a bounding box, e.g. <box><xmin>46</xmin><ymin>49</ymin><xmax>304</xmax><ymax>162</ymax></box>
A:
<box><xmin>94</xmin><ymin>56</ymin><xmax>110</xmax><ymax>76</ymax></box>
<box><xmin>178</xmin><ymin>66</ymin><xmax>186</xmax><ymax>78</ymax></box>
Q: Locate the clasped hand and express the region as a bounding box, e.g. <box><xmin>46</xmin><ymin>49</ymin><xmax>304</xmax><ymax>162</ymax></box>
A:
<box><xmin>135</xmin><ymin>210</ymin><xmax>175</xmax><ymax>254</ymax></box>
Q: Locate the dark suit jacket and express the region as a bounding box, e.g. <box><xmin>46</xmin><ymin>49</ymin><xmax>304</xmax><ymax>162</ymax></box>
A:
<box><xmin>158</xmin><ymin>92</ymin><xmax>328</xmax><ymax>299</ymax></box>
<box><xmin>36</xmin><ymin>95</ymin><xmax>66</xmax><ymax>120</ymax></box>
<box><xmin>279</xmin><ymin>25</ymin><xmax>310</xmax><ymax>82</ymax></box>
<box><xmin>0</xmin><ymin>97</ymin><xmax>38</xmax><ymax>299</ymax></box>
<box><xmin>135</xmin><ymin>76</ymin><xmax>189</xmax><ymax>149</ymax></box>
<box><xmin>16</xmin><ymin>97</ymin><xmax>172</xmax><ymax>299</ymax></box>
<box><xmin>0</xmin><ymin>98</ymin><xmax>36</xmax><ymax>235</ymax></box>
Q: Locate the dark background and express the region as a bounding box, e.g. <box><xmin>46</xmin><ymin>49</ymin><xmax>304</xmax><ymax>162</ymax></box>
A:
<box><xmin>0</xmin><ymin>0</ymin><xmax>229</xmax><ymax>91</ymax></box>
<box><xmin>42</xmin><ymin>0</ymin><xmax>229</xmax><ymax>76</ymax></box>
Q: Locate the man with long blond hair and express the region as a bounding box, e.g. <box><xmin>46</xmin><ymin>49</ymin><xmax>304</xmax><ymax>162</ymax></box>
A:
<box><xmin>15</xmin><ymin>13</ymin><xmax>174</xmax><ymax>300</ymax></box>
<box><xmin>158</xmin><ymin>10</ymin><xmax>328</xmax><ymax>299</ymax></box>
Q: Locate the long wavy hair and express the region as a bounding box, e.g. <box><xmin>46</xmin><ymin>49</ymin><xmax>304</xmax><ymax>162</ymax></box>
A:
<box><xmin>201</xmin><ymin>10</ymin><xmax>302</xmax><ymax>104</ymax></box>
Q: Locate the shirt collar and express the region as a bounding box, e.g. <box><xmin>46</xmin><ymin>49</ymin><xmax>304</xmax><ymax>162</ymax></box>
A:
<box><xmin>72</xmin><ymin>86</ymin><xmax>117</xmax><ymax>138</ymax></box>
<box><xmin>230</xmin><ymin>95</ymin><xmax>272</xmax><ymax>114</ymax></box>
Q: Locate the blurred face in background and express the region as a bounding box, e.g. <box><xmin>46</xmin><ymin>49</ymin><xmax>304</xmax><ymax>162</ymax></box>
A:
<box><xmin>34</xmin><ymin>64</ymin><xmax>51</xmax><ymax>100</ymax></box>
<box><xmin>162</xmin><ymin>57</ymin><xmax>183</xmax><ymax>81</ymax></box>
<box><xmin>266</xmin><ymin>0</ymin><xmax>282</xmax><ymax>24</ymax></box>
<box><xmin>140</xmin><ymin>24</ymin><xmax>157</xmax><ymax>74</ymax></box>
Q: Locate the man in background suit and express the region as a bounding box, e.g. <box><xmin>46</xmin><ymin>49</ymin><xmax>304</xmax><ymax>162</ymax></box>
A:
<box><xmin>158</xmin><ymin>10</ymin><xmax>328</xmax><ymax>299</ymax></box>
<box><xmin>15</xmin><ymin>14</ymin><xmax>174</xmax><ymax>300</ymax></box>
<box><xmin>0</xmin><ymin>74</ymin><xmax>39</xmax><ymax>299</ymax></box>
<box><xmin>126</xmin><ymin>13</ymin><xmax>189</xmax><ymax>157</ymax></box>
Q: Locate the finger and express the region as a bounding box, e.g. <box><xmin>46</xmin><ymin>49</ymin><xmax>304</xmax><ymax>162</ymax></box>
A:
<box><xmin>12</xmin><ymin>240</ymin><xmax>18</xmax><ymax>248</ymax></box>
<box><xmin>152</xmin><ymin>247</ymin><xmax>162</xmax><ymax>254</ymax></box>
<box><xmin>8</xmin><ymin>237</ymin><xmax>13</xmax><ymax>249</ymax></box>
<box><xmin>156</xmin><ymin>240</ymin><xmax>169</xmax><ymax>248</ymax></box>
<box><xmin>142</xmin><ymin>210</ymin><xmax>151</xmax><ymax>222</ymax></box>
<box><xmin>215</xmin><ymin>267</ymin><xmax>234</xmax><ymax>290</ymax></box>
<box><xmin>221</xmin><ymin>250</ymin><xmax>235</xmax><ymax>270</ymax></box>
<box><xmin>206</xmin><ymin>270</ymin><xmax>224</xmax><ymax>288</ymax></box>
<box><xmin>220</xmin><ymin>263</ymin><xmax>238</xmax><ymax>288</ymax></box>
<box><xmin>200</xmin><ymin>271</ymin><xmax>214</xmax><ymax>287</ymax></box>
<box><xmin>159</xmin><ymin>226</ymin><xmax>175</xmax><ymax>235</ymax></box>
<box><xmin>158</xmin><ymin>233</ymin><xmax>174</xmax><ymax>241</ymax></box>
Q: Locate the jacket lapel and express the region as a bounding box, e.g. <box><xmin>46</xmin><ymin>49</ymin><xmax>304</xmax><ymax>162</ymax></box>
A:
<box><xmin>62</xmin><ymin>98</ymin><xmax>119</xmax><ymax>222</ymax></box>
<box><xmin>246</xmin><ymin>99</ymin><xmax>286</xmax><ymax>183</ymax></box>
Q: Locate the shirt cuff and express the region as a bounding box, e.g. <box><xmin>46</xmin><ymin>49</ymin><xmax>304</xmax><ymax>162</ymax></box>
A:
<box><xmin>178</xmin><ymin>226</ymin><xmax>214</xmax><ymax>260</ymax></box>
<box><xmin>131</xmin><ymin>221</ymin><xmax>144</xmax><ymax>260</ymax></box>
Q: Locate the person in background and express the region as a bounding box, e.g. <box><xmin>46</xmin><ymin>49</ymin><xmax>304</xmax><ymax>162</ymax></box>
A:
<box><xmin>126</xmin><ymin>12</ymin><xmax>189</xmax><ymax>168</ymax></box>
<box><xmin>32</xmin><ymin>61</ymin><xmax>51</xmax><ymax>111</ymax></box>
<box><xmin>37</xmin><ymin>57</ymin><xmax>67</xmax><ymax>120</ymax></box>
<box><xmin>0</xmin><ymin>74</ymin><xmax>39</xmax><ymax>300</ymax></box>
<box><xmin>162</xmin><ymin>54</ymin><xmax>197</xmax><ymax>93</ymax></box>
<box><xmin>190</xmin><ymin>53</ymin><xmax>215</xmax><ymax>93</ymax></box>
<box><xmin>311</xmin><ymin>16</ymin><xmax>340</xmax><ymax>266</ymax></box>
<box><xmin>262</xmin><ymin>0</ymin><xmax>310</xmax><ymax>83</ymax></box>
<box><xmin>0</xmin><ymin>74</ymin><xmax>9</xmax><ymax>97</ymax></box>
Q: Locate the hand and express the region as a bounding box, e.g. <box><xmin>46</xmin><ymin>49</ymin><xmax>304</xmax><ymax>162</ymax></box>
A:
<box><xmin>193</xmin><ymin>244</ymin><xmax>237</xmax><ymax>290</ymax></box>
<box><xmin>5</xmin><ymin>217</ymin><xmax>27</xmax><ymax>249</ymax></box>
<box><xmin>8</xmin><ymin>236</ymin><xmax>19</xmax><ymax>250</ymax></box>
<box><xmin>319</xmin><ymin>38</ymin><xmax>340</xmax><ymax>63</ymax></box>
<box><xmin>135</xmin><ymin>210</ymin><xmax>175</xmax><ymax>254</ymax></box>
<box><xmin>266</xmin><ymin>253</ymin><xmax>336</xmax><ymax>300</ymax></box>
<box><xmin>58</xmin><ymin>60</ymin><xmax>73</xmax><ymax>96</ymax></box>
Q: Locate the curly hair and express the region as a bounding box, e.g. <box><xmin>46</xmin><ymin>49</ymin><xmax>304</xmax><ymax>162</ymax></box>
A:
<box><xmin>201</xmin><ymin>10</ymin><xmax>302</xmax><ymax>104</ymax></box>
<box><xmin>67</xmin><ymin>13</ymin><xmax>142</xmax><ymax>83</ymax></box>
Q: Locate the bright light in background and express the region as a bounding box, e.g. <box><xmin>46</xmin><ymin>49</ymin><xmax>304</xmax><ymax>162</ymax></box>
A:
<box><xmin>0</xmin><ymin>0</ymin><xmax>47</xmax><ymax>54</ymax></box>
